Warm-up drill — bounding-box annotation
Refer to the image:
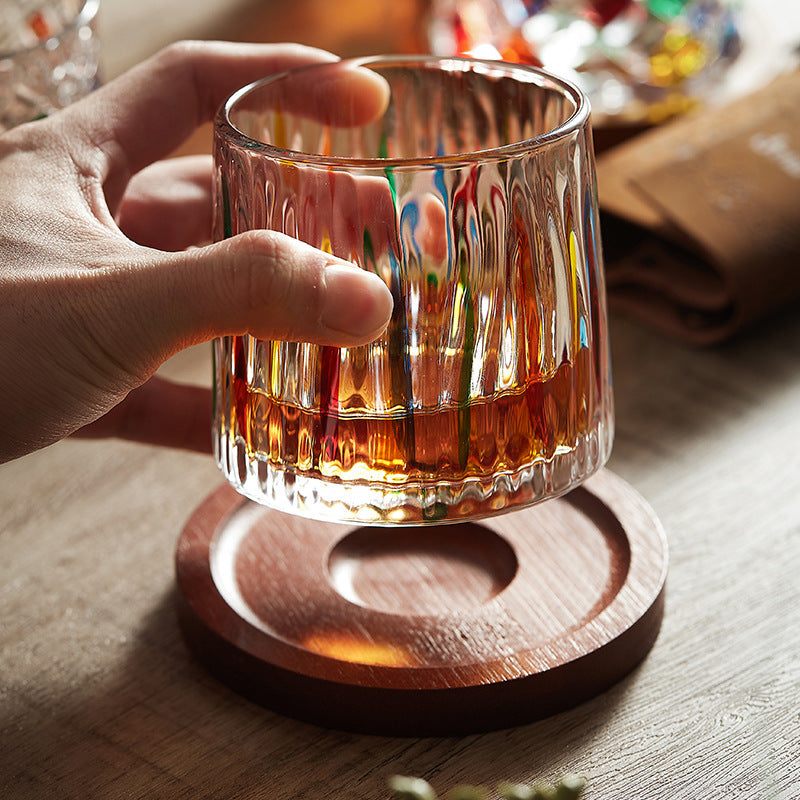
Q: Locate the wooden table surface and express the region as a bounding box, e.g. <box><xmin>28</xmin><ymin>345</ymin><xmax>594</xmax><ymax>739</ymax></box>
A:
<box><xmin>2</xmin><ymin>2</ymin><xmax>799</xmax><ymax>799</ymax></box>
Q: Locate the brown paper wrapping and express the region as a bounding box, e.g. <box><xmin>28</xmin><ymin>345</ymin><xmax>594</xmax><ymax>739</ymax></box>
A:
<box><xmin>596</xmin><ymin>67</ymin><xmax>800</xmax><ymax>344</ymax></box>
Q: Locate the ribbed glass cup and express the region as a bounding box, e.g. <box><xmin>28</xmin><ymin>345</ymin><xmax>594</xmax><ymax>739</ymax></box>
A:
<box><xmin>213</xmin><ymin>55</ymin><xmax>613</xmax><ymax>525</ymax></box>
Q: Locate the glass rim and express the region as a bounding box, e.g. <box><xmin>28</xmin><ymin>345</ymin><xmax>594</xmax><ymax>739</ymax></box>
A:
<box><xmin>0</xmin><ymin>0</ymin><xmax>99</xmax><ymax>60</ymax></box>
<box><xmin>216</xmin><ymin>54</ymin><xmax>591</xmax><ymax>170</ymax></box>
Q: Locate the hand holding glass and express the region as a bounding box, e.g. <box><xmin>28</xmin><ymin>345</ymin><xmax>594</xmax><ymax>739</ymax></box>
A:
<box><xmin>213</xmin><ymin>56</ymin><xmax>613</xmax><ymax>524</ymax></box>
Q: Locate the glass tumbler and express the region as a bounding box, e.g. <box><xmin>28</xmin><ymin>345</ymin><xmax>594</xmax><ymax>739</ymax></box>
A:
<box><xmin>213</xmin><ymin>56</ymin><xmax>613</xmax><ymax>525</ymax></box>
<box><xmin>0</xmin><ymin>0</ymin><xmax>100</xmax><ymax>132</ymax></box>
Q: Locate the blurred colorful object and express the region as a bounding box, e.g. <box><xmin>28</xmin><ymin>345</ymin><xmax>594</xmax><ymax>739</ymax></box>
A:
<box><xmin>428</xmin><ymin>0</ymin><xmax>742</xmax><ymax>124</ymax></box>
<box><xmin>0</xmin><ymin>0</ymin><xmax>100</xmax><ymax>131</ymax></box>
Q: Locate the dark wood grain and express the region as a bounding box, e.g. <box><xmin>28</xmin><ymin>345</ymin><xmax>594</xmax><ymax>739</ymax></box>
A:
<box><xmin>175</xmin><ymin>471</ymin><xmax>666</xmax><ymax>735</ymax></box>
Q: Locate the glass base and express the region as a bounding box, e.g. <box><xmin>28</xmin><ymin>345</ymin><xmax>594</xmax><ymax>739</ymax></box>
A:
<box><xmin>215</xmin><ymin>421</ymin><xmax>612</xmax><ymax>525</ymax></box>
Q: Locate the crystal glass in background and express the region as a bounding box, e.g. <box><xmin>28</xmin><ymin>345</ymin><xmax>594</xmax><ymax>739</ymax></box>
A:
<box><xmin>0</xmin><ymin>0</ymin><xmax>100</xmax><ymax>132</ymax></box>
<box><xmin>213</xmin><ymin>56</ymin><xmax>613</xmax><ymax>525</ymax></box>
<box><xmin>428</xmin><ymin>0</ymin><xmax>741</xmax><ymax>126</ymax></box>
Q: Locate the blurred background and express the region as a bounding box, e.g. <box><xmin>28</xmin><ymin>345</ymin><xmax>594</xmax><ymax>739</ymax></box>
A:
<box><xmin>97</xmin><ymin>1</ymin><xmax>799</xmax><ymax>108</ymax></box>
<box><xmin>5</xmin><ymin>0</ymin><xmax>797</xmax><ymax>340</ymax></box>
<box><xmin>91</xmin><ymin>0</ymin><xmax>800</xmax><ymax>161</ymax></box>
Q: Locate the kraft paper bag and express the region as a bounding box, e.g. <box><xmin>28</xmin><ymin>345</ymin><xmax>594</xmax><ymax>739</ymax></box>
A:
<box><xmin>596</xmin><ymin>67</ymin><xmax>800</xmax><ymax>345</ymax></box>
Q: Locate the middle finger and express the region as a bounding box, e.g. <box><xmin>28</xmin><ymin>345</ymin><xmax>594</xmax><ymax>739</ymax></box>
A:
<box><xmin>117</xmin><ymin>155</ymin><xmax>213</xmax><ymax>251</ymax></box>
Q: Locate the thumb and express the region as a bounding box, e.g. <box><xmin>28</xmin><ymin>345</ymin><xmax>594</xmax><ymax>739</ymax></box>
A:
<box><xmin>113</xmin><ymin>230</ymin><xmax>394</xmax><ymax>365</ymax></box>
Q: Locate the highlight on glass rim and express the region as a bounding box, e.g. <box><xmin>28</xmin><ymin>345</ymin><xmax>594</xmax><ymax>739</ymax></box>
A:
<box><xmin>212</xmin><ymin>55</ymin><xmax>613</xmax><ymax>525</ymax></box>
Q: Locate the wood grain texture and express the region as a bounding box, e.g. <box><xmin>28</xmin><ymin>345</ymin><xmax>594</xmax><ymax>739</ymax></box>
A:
<box><xmin>174</xmin><ymin>472</ymin><xmax>665</xmax><ymax>735</ymax></box>
<box><xmin>2</xmin><ymin>1</ymin><xmax>800</xmax><ymax>797</ymax></box>
<box><xmin>3</xmin><ymin>309</ymin><xmax>799</xmax><ymax>799</ymax></box>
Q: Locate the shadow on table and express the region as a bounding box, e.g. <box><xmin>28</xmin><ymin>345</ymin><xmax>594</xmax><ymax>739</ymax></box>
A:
<box><xmin>3</xmin><ymin>585</ymin><xmax>645</xmax><ymax>799</ymax></box>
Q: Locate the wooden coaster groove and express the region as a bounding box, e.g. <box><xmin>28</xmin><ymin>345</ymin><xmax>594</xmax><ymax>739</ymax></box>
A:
<box><xmin>176</xmin><ymin>469</ymin><xmax>667</xmax><ymax>735</ymax></box>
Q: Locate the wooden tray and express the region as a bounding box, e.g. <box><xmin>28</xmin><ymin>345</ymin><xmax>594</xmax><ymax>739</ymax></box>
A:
<box><xmin>175</xmin><ymin>469</ymin><xmax>667</xmax><ymax>735</ymax></box>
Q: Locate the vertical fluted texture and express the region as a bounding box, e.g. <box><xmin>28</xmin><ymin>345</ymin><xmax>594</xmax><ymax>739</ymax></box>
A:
<box><xmin>213</xmin><ymin>59</ymin><xmax>613</xmax><ymax>523</ymax></box>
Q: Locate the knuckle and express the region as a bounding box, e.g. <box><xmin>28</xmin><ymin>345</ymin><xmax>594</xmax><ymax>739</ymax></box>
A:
<box><xmin>227</xmin><ymin>230</ymin><xmax>321</xmax><ymax>339</ymax></box>
<box><xmin>239</xmin><ymin>231</ymin><xmax>288</xmax><ymax>312</ymax></box>
<box><xmin>151</xmin><ymin>42</ymin><xmax>206</xmax><ymax>106</ymax></box>
<box><xmin>155</xmin><ymin>40</ymin><xmax>202</xmax><ymax>70</ymax></box>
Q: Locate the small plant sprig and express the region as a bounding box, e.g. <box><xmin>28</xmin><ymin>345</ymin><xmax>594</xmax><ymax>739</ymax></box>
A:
<box><xmin>388</xmin><ymin>773</ymin><xmax>586</xmax><ymax>800</ymax></box>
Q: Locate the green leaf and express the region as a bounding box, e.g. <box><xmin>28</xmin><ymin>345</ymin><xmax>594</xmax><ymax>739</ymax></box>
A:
<box><xmin>388</xmin><ymin>774</ymin><xmax>438</xmax><ymax>800</ymax></box>
<box><xmin>388</xmin><ymin>772</ymin><xmax>587</xmax><ymax>800</ymax></box>
<box><xmin>530</xmin><ymin>782</ymin><xmax>557</xmax><ymax>800</ymax></box>
<box><xmin>497</xmin><ymin>781</ymin><xmax>536</xmax><ymax>800</ymax></box>
<box><xmin>554</xmin><ymin>774</ymin><xmax>587</xmax><ymax>800</ymax></box>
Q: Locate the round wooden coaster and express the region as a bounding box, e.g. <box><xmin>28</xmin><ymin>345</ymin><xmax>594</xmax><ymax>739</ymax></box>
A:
<box><xmin>175</xmin><ymin>469</ymin><xmax>667</xmax><ymax>735</ymax></box>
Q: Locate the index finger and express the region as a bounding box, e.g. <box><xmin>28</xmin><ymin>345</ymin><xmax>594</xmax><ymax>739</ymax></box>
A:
<box><xmin>226</xmin><ymin>58</ymin><xmax>392</xmax><ymax>129</ymax></box>
<box><xmin>60</xmin><ymin>41</ymin><xmax>342</xmax><ymax>182</ymax></box>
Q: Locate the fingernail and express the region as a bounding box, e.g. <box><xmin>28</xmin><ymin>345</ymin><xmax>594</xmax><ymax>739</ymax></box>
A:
<box><xmin>321</xmin><ymin>264</ymin><xmax>393</xmax><ymax>339</ymax></box>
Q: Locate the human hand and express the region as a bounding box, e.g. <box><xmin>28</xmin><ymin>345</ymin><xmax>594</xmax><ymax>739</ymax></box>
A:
<box><xmin>0</xmin><ymin>41</ymin><xmax>394</xmax><ymax>463</ymax></box>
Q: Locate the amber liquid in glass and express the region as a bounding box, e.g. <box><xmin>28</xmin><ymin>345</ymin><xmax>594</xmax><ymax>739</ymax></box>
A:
<box><xmin>228</xmin><ymin>338</ymin><xmax>596</xmax><ymax>489</ymax></box>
